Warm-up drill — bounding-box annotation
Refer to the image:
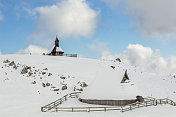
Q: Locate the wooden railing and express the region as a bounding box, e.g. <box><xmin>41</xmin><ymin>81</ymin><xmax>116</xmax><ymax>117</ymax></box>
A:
<box><xmin>63</xmin><ymin>54</ymin><xmax>77</xmax><ymax>57</ymax></box>
<box><xmin>41</xmin><ymin>92</ymin><xmax>81</xmax><ymax>112</ymax></box>
<box><xmin>41</xmin><ymin>95</ymin><xmax>176</xmax><ymax>113</ymax></box>
<box><xmin>121</xmin><ymin>97</ymin><xmax>176</xmax><ymax>112</ymax></box>
<box><xmin>54</xmin><ymin>106</ymin><xmax>121</xmax><ymax>112</ymax></box>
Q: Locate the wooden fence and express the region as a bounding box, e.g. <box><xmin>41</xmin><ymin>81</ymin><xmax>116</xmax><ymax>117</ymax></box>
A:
<box><xmin>54</xmin><ymin>106</ymin><xmax>121</xmax><ymax>112</ymax></box>
<box><xmin>41</xmin><ymin>92</ymin><xmax>81</xmax><ymax>112</ymax></box>
<box><xmin>121</xmin><ymin>97</ymin><xmax>176</xmax><ymax>112</ymax></box>
<box><xmin>63</xmin><ymin>54</ymin><xmax>77</xmax><ymax>57</ymax></box>
<box><xmin>41</xmin><ymin>94</ymin><xmax>176</xmax><ymax>113</ymax></box>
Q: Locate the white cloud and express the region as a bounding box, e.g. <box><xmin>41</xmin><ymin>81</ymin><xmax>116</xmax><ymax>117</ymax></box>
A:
<box><xmin>124</xmin><ymin>44</ymin><xmax>176</xmax><ymax>74</ymax></box>
<box><xmin>102</xmin><ymin>0</ymin><xmax>176</xmax><ymax>39</ymax></box>
<box><xmin>126</xmin><ymin>44</ymin><xmax>153</xmax><ymax>65</ymax></box>
<box><xmin>32</xmin><ymin>0</ymin><xmax>99</xmax><ymax>40</ymax></box>
<box><xmin>17</xmin><ymin>45</ymin><xmax>49</xmax><ymax>55</ymax></box>
<box><xmin>0</xmin><ymin>50</ymin><xmax>2</xmax><ymax>55</ymax></box>
<box><xmin>101</xmin><ymin>44</ymin><xmax>176</xmax><ymax>74</ymax></box>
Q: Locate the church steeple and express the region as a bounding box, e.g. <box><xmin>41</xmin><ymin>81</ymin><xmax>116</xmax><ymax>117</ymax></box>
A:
<box><xmin>48</xmin><ymin>35</ymin><xmax>64</xmax><ymax>56</ymax></box>
<box><xmin>55</xmin><ymin>35</ymin><xmax>59</xmax><ymax>47</ymax></box>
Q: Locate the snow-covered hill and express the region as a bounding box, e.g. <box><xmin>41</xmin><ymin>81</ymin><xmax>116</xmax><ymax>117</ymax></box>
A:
<box><xmin>0</xmin><ymin>54</ymin><xmax>176</xmax><ymax>117</ymax></box>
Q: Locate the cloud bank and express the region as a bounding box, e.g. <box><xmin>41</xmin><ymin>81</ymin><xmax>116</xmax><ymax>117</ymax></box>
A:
<box><xmin>102</xmin><ymin>0</ymin><xmax>176</xmax><ymax>39</ymax></box>
<box><xmin>32</xmin><ymin>0</ymin><xmax>99</xmax><ymax>40</ymax></box>
<box><xmin>101</xmin><ymin>44</ymin><xmax>176</xmax><ymax>74</ymax></box>
<box><xmin>17</xmin><ymin>45</ymin><xmax>49</xmax><ymax>55</ymax></box>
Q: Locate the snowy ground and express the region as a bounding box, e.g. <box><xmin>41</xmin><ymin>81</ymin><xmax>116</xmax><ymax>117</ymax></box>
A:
<box><xmin>0</xmin><ymin>54</ymin><xmax>176</xmax><ymax>117</ymax></box>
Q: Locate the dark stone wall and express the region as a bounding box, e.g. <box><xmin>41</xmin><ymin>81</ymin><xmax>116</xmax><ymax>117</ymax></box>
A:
<box><xmin>79</xmin><ymin>98</ymin><xmax>137</xmax><ymax>106</ymax></box>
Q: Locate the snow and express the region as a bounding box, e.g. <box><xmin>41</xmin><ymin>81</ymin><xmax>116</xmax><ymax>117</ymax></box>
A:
<box><xmin>56</xmin><ymin>47</ymin><xmax>64</xmax><ymax>52</ymax></box>
<box><xmin>0</xmin><ymin>54</ymin><xmax>176</xmax><ymax>117</ymax></box>
<box><xmin>80</xmin><ymin>69</ymin><xmax>145</xmax><ymax>100</ymax></box>
<box><xmin>49</xmin><ymin>46</ymin><xmax>64</xmax><ymax>53</ymax></box>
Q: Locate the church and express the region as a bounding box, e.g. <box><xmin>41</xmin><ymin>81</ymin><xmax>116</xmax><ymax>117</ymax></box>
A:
<box><xmin>47</xmin><ymin>36</ymin><xmax>64</xmax><ymax>56</ymax></box>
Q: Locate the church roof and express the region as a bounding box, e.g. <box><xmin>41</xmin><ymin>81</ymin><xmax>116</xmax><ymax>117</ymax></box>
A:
<box><xmin>56</xmin><ymin>47</ymin><xmax>64</xmax><ymax>52</ymax></box>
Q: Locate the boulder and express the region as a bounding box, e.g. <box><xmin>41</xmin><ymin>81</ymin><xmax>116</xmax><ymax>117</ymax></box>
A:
<box><xmin>62</xmin><ymin>85</ymin><xmax>67</xmax><ymax>90</ymax></box>
<box><xmin>116</xmin><ymin>58</ymin><xmax>121</xmax><ymax>62</ymax></box>
<box><xmin>48</xmin><ymin>73</ymin><xmax>52</xmax><ymax>76</ymax></box>
<box><xmin>80</xmin><ymin>82</ymin><xmax>88</xmax><ymax>87</ymax></box>
<box><xmin>3</xmin><ymin>59</ymin><xmax>10</xmax><ymax>63</ymax></box>
<box><xmin>9</xmin><ymin>61</ymin><xmax>15</xmax><ymax>66</ymax></box>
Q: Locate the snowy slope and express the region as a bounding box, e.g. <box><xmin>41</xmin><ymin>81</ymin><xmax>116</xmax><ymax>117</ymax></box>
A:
<box><xmin>0</xmin><ymin>54</ymin><xmax>176</xmax><ymax>117</ymax></box>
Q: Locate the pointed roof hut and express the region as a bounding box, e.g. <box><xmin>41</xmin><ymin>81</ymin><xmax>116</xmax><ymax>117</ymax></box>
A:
<box><xmin>48</xmin><ymin>36</ymin><xmax>64</xmax><ymax>56</ymax></box>
<box><xmin>121</xmin><ymin>70</ymin><xmax>129</xmax><ymax>83</ymax></box>
<box><xmin>79</xmin><ymin>68</ymin><xmax>145</xmax><ymax>106</ymax></box>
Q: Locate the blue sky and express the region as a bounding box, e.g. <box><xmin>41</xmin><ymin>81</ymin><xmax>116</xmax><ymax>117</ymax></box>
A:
<box><xmin>0</xmin><ymin>0</ymin><xmax>176</xmax><ymax>59</ymax></box>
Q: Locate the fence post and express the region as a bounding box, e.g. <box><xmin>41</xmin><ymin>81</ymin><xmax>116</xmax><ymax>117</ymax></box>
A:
<box><xmin>41</xmin><ymin>107</ymin><xmax>44</xmax><ymax>112</ymax></box>
<box><xmin>104</xmin><ymin>107</ymin><xmax>106</xmax><ymax>112</ymax></box>
<box><xmin>155</xmin><ymin>100</ymin><xmax>157</xmax><ymax>106</ymax></box>
<box><xmin>121</xmin><ymin>107</ymin><xmax>124</xmax><ymax>112</ymax></box>
<box><xmin>72</xmin><ymin>108</ymin><xmax>74</xmax><ymax>112</ymax></box>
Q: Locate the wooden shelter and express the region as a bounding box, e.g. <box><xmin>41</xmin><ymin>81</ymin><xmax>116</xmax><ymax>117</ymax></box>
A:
<box><xmin>121</xmin><ymin>70</ymin><xmax>129</xmax><ymax>83</ymax></box>
<box><xmin>79</xmin><ymin>69</ymin><xmax>144</xmax><ymax>106</ymax></box>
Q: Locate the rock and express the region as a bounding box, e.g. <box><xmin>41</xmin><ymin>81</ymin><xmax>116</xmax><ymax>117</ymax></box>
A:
<box><xmin>46</xmin><ymin>82</ymin><xmax>50</xmax><ymax>86</ymax></box>
<box><xmin>43</xmin><ymin>68</ymin><xmax>48</xmax><ymax>70</ymax></box>
<box><xmin>60</xmin><ymin>76</ymin><xmax>66</xmax><ymax>79</ymax></box>
<box><xmin>51</xmin><ymin>86</ymin><xmax>56</xmax><ymax>88</ymax></box>
<box><xmin>54</xmin><ymin>89</ymin><xmax>59</xmax><ymax>91</ymax></box>
<box><xmin>3</xmin><ymin>59</ymin><xmax>10</xmax><ymax>63</ymax></box>
<box><xmin>42</xmin><ymin>83</ymin><xmax>46</xmax><ymax>87</ymax></box>
<box><xmin>42</xmin><ymin>72</ymin><xmax>46</xmax><ymax>75</ymax></box>
<box><xmin>9</xmin><ymin>61</ymin><xmax>15</xmax><ymax>66</ymax></box>
<box><xmin>21</xmin><ymin>68</ymin><xmax>28</xmax><ymax>74</ymax></box>
<box><xmin>115</xmin><ymin>58</ymin><xmax>121</xmax><ymax>62</ymax></box>
<box><xmin>62</xmin><ymin>85</ymin><xmax>67</xmax><ymax>90</ymax></box>
<box><xmin>76</xmin><ymin>88</ymin><xmax>83</xmax><ymax>91</ymax></box>
<box><xmin>80</xmin><ymin>82</ymin><xmax>88</xmax><ymax>87</ymax></box>
<box><xmin>110</xmin><ymin>66</ymin><xmax>115</xmax><ymax>69</ymax></box>
<box><xmin>32</xmin><ymin>81</ymin><xmax>36</xmax><ymax>84</ymax></box>
<box><xmin>13</xmin><ymin>65</ymin><xmax>17</xmax><ymax>70</ymax></box>
<box><xmin>26</xmin><ymin>66</ymin><xmax>31</xmax><ymax>70</ymax></box>
<box><xmin>28</xmin><ymin>72</ymin><xmax>33</xmax><ymax>76</ymax></box>
<box><xmin>48</xmin><ymin>73</ymin><xmax>52</xmax><ymax>76</ymax></box>
<box><xmin>21</xmin><ymin>66</ymin><xmax>30</xmax><ymax>74</ymax></box>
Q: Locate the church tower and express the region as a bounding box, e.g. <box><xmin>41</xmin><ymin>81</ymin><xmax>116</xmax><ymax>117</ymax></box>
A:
<box><xmin>49</xmin><ymin>36</ymin><xmax>64</xmax><ymax>56</ymax></box>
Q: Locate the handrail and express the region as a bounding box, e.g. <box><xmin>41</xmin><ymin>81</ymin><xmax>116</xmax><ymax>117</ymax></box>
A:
<box><xmin>41</xmin><ymin>96</ymin><xmax>176</xmax><ymax>112</ymax></box>
<box><xmin>41</xmin><ymin>92</ymin><xmax>81</xmax><ymax>112</ymax></box>
<box><xmin>63</xmin><ymin>54</ymin><xmax>77</xmax><ymax>57</ymax></box>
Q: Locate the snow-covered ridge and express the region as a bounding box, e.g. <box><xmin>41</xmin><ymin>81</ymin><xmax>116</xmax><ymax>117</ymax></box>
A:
<box><xmin>0</xmin><ymin>54</ymin><xmax>176</xmax><ymax>117</ymax></box>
